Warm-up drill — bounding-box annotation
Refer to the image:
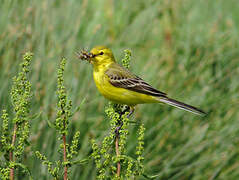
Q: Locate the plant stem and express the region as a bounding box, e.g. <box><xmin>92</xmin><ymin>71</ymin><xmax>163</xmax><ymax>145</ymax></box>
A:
<box><xmin>10</xmin><ymin>124</ymin><xmax>17</xmax><ymax>180</ymax></box>
<box><xmin>115</xmin><ymin>133</ymin><xmax>120</xmax><ymax>177</ymax></box>
<box><xmin>62</xmin><ymin>134</ymin><xmax>68</xmax><ymax>180</ymax></box>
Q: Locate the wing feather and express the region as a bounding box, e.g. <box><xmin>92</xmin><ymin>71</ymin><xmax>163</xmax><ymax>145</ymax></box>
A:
<box><xmin>105</xmin><ymin>63</ymin><xmax>167</xmax><ymax>97</ymax></box>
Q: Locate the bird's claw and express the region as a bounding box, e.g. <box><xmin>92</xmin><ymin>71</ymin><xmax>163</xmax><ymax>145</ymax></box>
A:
<box><xmin>115</xmin><ymin>122</ymin><xmax>123</xmax><ymax>136</ymax></box>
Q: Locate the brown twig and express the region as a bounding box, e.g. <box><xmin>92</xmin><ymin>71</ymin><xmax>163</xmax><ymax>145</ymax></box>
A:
<box><xmin>10</xmin><ymin>124</ymin><xmax>17</xmax><ymax>180</ymax></box>
<box><xmin>62</xmin><ymin>134</ymin><xmax>68</xmax><ymax>180</ymax></box>
<box><xmin>115</xmin><ymin>133</ymin><xmax>121</xmax><ymax>177</ymax></box>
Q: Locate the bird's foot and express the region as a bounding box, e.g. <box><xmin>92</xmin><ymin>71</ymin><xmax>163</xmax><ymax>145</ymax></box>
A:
<box><xmin>114</xmin><ymin>106</ymin><xmax>135</xmax><ymax>136</ymax></box>
<box><xmin>127</xmin><ymin>107</ymin><xmax>135</xmax><ymax>118</ymax></box>
<box><xmin>115</xmin><ymin>121</ymin><xmax>123</xmax><ymax>137</ymax></box>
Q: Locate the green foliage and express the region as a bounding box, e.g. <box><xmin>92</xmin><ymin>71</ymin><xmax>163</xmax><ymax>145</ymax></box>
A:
<box><xmin>135</xmin><ymin>124</ymin><xmax>145</xmax><ymax>176</ymax></box>
<box><xmin>121</xmin><ymin>49</ymin><xmax>131</xmax><ymax>69</ymax></box>
<box><xmin>0</xmin><ymin>52</ymin><xmax>33</xmax><ymax>179</ymax></box>
<box><xmin>91</xmin><ymin>50</ymin><xmax>145</xmax><ymax>179</ymax></box>
<box><xmin>35</xmin><ymin>57</ymin><xmax>82</xmax><ymax>179</ymax></box>
<box><xmin>55</xmin><ymin>58</ymin><xmax>72</xmax><ymax>135</ymax></box>
<box><xmin>1</xmin><ymin>110</ymin><xmax>10</xmax><ymax>154</ymax></box>
<box><xmin>35</xmin><ymin>151</ymin><xmax>59</xmax><ymax>178</ymax></box>
<box><xmin>91</xmin><ymin>105</ymin><xmax>146</xmax><ymax>179</ymax></box>
<box><xmin>69</xmin><ymin>131</ymin><xmax>81</xmax><ymax>160</ymax></box>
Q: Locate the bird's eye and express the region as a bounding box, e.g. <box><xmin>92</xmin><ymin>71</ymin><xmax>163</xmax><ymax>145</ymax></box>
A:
<box><xmin>99</xmin><ymin>51</ymin><xmax>104</xmax><ymax>55</ymax></box>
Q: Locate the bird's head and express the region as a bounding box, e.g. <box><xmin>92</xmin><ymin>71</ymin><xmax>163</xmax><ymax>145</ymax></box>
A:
<box><xmin>77</xmin><ymin>46</ymin><xmax>115</xmax><ymax>67</ymax></box>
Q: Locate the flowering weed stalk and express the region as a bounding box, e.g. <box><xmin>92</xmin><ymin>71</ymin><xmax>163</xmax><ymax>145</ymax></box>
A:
<box><xmin>35</xmin><ymin>57</ymin><xmax>83</xmax><ymax>180</ymax></box>
<box><xmin>0</xmin><ymin>53</ymin><xmax>33</xmax><ymax>180</ymax></box>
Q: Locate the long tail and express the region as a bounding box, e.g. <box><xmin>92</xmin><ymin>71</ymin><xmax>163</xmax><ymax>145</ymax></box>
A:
<box><xmin>159</xmin><ymin>97</ymin><xmax>206</xmax><ymax>116</ymax></box>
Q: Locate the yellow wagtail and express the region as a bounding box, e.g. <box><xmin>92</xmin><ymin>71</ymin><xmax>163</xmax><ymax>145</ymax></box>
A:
<box><xmin>77</xmin><ymin>46</ymin><xmax>206</xmax><ymax>117</ymax></box>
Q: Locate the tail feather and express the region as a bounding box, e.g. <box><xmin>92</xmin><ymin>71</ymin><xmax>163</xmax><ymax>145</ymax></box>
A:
<box><xmin>159</xmin><ymin>97</ymin><xmax>206</xmax><ymax>116</ymax></box>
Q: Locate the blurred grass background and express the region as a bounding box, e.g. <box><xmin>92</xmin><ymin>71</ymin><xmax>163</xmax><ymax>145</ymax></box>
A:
<box><xmin>0</xmin><ymin>0</ymin><xmax>239</xmax><ymax>179</ymax></box>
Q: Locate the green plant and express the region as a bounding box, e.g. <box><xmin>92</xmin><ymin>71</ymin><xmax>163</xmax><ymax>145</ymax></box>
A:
<box><xmin>35</xmin><ymin>57</ymin><xmax>85</xmax><ymax>180</ymax></box>
<box><xmin>0</xmin><ymin>53</ymin><xmax>33</xmax><ymax>180</ymax></box>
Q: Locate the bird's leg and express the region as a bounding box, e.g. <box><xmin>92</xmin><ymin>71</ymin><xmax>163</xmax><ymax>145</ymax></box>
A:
<box><xmin>115</xmin><ymin>106</ymin><xmax>130</xmax><ymax>135</ymax></box>
<box><xmin>115</xmin><ymin>106</ymin><xmax>134</xmax><ymax>135</ymax></box>
<box><xmin>127</xmin><ymin>106</ymin><xmax>135</xmax><ymax>118</ymax></box>
<box><xmin>115</xmin><ymin>122</ymin><xmax>123</xmax><ymax>137</ymax></box>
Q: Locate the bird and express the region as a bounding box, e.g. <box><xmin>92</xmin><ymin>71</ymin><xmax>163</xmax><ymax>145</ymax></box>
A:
<box><xmin>77</xmin><ymin>45</ymin><xmax>206</xmax><ymax>117</ymax></box>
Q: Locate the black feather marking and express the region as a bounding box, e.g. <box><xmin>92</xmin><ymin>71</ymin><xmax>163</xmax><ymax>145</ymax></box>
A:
<box><xmin>109</xmin><ymin>76</ymin><xmax>167</xmax><ymax>97</ymax></box>
<box><xmin>105</xmin><ymin>63</ymin><xmax>167</xmax><ymax>97</ymax></box>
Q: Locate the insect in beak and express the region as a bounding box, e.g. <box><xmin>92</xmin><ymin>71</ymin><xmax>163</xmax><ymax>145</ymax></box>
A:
<box><xmin>76</xmin><ymin>49</ymin><xmax>103</xmax><ymax>63</ymax></box>
<box><xmin>76</xmin><ymin>49</ymin><xmax>94</xmax><ymax>63</ymax></box>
